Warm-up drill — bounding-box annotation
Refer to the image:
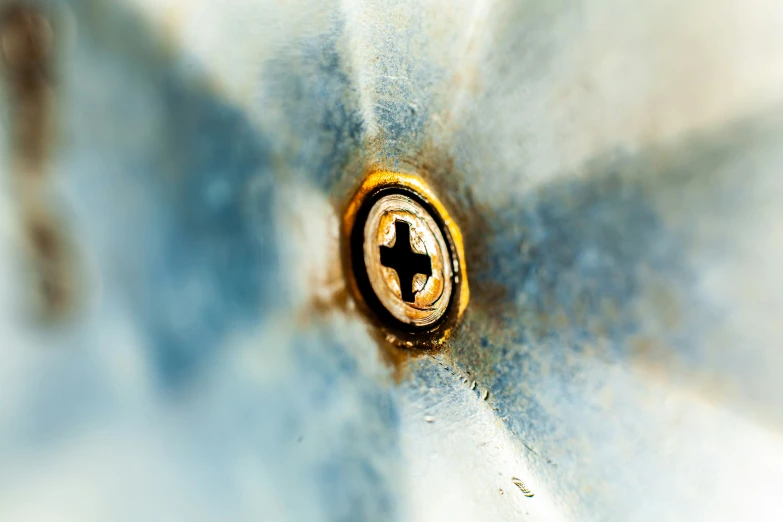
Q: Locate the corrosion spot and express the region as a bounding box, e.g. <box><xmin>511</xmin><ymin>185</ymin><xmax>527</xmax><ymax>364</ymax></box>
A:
<box><xmin>1</xmin><ymin>5</ymin><xmax>51</xmax><ymax>68</ymax></box>
<box><xmin>28</xmin><ymin>218</ymin><xmax>59</xmax><ymax>259</ymax></box>
<box><xmin>25</xmin><ymin>216</ymin><xmax>73</xmax><ymax>318</ymax></box>
<box><xmin>1</xmin><ymin>3</ymin><xmax>54</xmax><ymax>170</ymax></box>
<box><xmin>2</xmin><ymin>5</ymin><xmax>73</xmax><ymax>321</ymax></box>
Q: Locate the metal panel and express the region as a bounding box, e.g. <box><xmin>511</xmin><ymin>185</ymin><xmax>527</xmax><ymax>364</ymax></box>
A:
<box><xmin>1</xmin><ymin>0</ymin><xmax>782</xmax><ymax>520</ymax></box>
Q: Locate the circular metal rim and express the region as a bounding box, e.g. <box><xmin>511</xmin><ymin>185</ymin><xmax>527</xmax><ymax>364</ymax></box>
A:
<box><xmin>342</xmin><ymin>171</ymin><xmax>469</xmax><ymax>338</ymax></box>
<box><xmin>362</xmin><ymin>193</ymin><xmax>454</xmax><ymax>328</ymax></box>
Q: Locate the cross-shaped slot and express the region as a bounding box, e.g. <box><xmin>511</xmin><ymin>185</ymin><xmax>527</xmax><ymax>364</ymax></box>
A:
<box><xmin>380</xmin><ymin>220</ymin><xmax>432</xmax><ymax>303</ymax></box>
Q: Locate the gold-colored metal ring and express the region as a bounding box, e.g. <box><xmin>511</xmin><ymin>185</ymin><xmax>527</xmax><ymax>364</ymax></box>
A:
<box><xmin>342</xmin><ymin>170</ymin><xmax>469</xmax><ymax>342</ymax></box>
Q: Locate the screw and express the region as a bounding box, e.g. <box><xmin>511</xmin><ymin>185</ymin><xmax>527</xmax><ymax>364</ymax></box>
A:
<box><xmin>362</xmin><ymin>192</ymin><xmax>454</xmax><ymax>327</ymax></box>
<box><xmin>344</xmin><ymin>171</ymin><xmax>469</xmax><ymax>336</ymax></box>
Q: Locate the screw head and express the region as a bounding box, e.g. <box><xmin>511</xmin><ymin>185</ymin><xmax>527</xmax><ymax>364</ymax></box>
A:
<box><xmin>343</xmin><ymin>171</ymin><xmax>469</xmax><ymax>339</ymax></box>
<box><xmin>363</xmin><ymin>193</ymin><xmax>453</xmax><ymax>327</ymax></box>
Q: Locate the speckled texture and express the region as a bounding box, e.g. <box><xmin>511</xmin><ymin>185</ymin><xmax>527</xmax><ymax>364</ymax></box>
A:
<box><xmin>1</xmin><ymin>0</ymin><xmax>783</xmax><ymax>521</ymax></box>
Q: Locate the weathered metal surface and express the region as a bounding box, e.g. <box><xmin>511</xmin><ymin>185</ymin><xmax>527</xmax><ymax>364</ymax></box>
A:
<box><xmin>1</xmin><ymin>0</ymin><xmax>783</xmax><ymax>521</ymax></box>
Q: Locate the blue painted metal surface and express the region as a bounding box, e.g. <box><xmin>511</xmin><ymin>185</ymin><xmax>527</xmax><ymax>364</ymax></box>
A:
<box><xmin>2</xmin><ymin>0</ymin><xmax>783</xmax><ymax>520</ymax></box>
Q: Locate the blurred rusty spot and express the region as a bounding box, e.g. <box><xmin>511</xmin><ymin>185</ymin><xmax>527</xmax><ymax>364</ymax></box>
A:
<box><xmin>1</xmin><ymin>5</ymin><xmax>52</xmax><ymax>67</ymax></box>
<box><xmin>27</xmin><ymin>216</ymin><xmax>70</xmax><ymax>315</ymax></box>
<box><xmin>28</xmin><ymin>217</ymin><xmax>60</xmax><ymax>260</ymax></box>
<box><xmin>1</xmin><ymin>3</ymin><xmax>74</xmax><ymax>320</ymax></box>
<box><xmin>1</xmin><ymin>3</ymin><xmax>53</xmax><ymax>171</ymax></box>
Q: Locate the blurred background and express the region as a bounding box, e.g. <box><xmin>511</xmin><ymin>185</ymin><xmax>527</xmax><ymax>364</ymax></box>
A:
<box><xmin>1</xmin><ymin>0</ymin><xmax>783</xmax><ymax>520</ymax></box>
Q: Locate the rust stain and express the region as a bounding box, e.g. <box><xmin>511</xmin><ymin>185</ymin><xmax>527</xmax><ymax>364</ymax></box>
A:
<box><xmin>358</xmin><ymin>139</ymin><xmax>502</xmax><ymax>381</ymax></box>
<box><xmin>1</xmin><ymin>3</ymin><xmax>53</xmax><ymax>171</ymax></box>
<box><xmin>2</xmin><ymin>3</ymin><xmax>75</xmax><ymax>320</ymax></box>
<box><xmin>331</xmin><ymin>128</ymin><xmax>501</xmax><ymax>380</ymax></box>
<box><xmin>24</xmin><ymin>213</ymin><xmax>74</xmax><ymax>316</ymax></box>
